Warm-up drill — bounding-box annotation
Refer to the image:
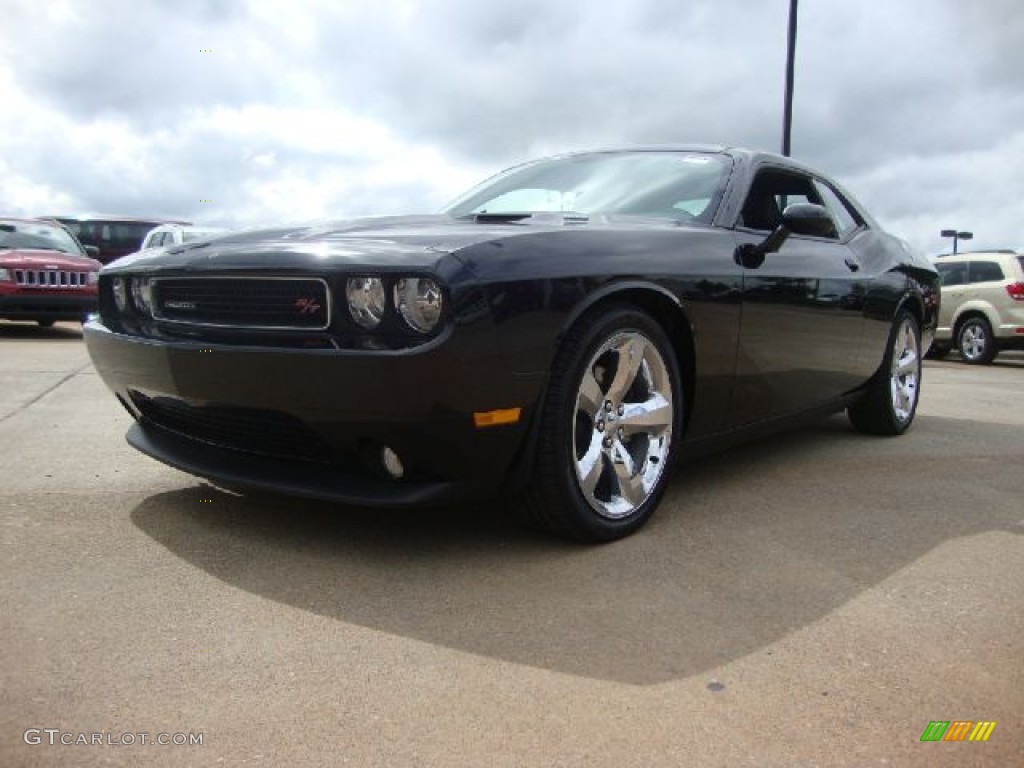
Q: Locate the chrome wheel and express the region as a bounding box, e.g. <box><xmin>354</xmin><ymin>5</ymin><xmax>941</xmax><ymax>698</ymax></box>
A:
<box><xmin>572</xmin><ymin>331</ymin><xmax>674</xmax><ymax>519</ymax></box>
<box><xmin>959</xmin><ymin>321</ymin><xmax>988</xmax><ymax>362</ymax></box>
<box><xmin>889</xmin><ymin>316</ymin><xmax>920</xmax><ymax>423</ymax></box>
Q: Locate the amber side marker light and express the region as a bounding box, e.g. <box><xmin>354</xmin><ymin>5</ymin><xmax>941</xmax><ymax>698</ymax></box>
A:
<box><xmin>473</xmin><ymin>408</ymin><xmax>522</xmax><ymax>428</ymax></box>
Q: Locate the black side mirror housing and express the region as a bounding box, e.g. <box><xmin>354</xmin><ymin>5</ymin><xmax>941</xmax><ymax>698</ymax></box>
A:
<box><xmin>782</xmin><ymin>203</ymin><xmax>837</xmax><ymax>238</ymax></box>
<box><xmin>736</xmin><ymin>224</ymin><xmax>792</xmax><ymax>268</ymax></box>
<box><xmin>84</xmin><ymin>245</ymin><xmax>100</xmax><ymax>258</ymax></box>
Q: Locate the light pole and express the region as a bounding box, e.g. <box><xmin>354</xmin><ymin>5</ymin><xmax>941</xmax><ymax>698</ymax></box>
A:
<box><xmin>782</xmin><ymin>0</ymin><xmax>799</xmax><ymax>157</ymax></box>
<box><xmin>940</xmin><ymin>229</ymin><xmax>973</xmax><ymax>255</ymax></box>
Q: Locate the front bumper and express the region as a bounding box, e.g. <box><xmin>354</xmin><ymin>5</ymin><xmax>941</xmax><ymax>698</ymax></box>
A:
<box><xmin>84</xmin><ymin>321</ymin><xmax>544</xmax><ymax>506</ymax></box>
<box><xmin>0</xmin><ymin>291</ymin><xmax>98</xmax><ymax>321</ymax></box>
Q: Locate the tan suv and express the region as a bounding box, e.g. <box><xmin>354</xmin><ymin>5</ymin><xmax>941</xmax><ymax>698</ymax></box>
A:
<box><xmin>931</xmin><ymin>251</ymin><xmax>1024</xmax><ymax>363</ymax></box>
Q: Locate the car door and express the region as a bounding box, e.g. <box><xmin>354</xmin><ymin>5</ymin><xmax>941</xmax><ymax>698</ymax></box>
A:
<box><xmin>728</xmin><ymin>166</ymin><xmax>868</xmax><ymax>426</ymax></box>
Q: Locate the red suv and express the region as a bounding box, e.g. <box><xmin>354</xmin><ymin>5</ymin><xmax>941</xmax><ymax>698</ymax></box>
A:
<box><xmin>0</xmin><ymin>218</ymin><xmax>101</xmax><ymax>326</ymax></box>
<box><xmin>44</xmin><ymin>215</ymin><xmax>190</xmax><ymax>264</ymax></box>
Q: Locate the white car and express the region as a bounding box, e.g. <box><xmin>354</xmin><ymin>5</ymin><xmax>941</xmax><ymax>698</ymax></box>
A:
<box><xmin>140</xmin><ymin>224</ymin><xmax>229</xmax><ymax>250</ymax></box>
<box><xmin>932</xmin><ymin>250</ymin><xmax>1024</xmax><ymax>363</ymax></box>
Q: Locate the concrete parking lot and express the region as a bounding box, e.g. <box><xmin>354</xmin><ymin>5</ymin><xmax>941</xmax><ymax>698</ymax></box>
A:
<box><xmin>1</xmin><ymin>321</ymin><xmax>1021</xmax><ymax>767</ymax></box>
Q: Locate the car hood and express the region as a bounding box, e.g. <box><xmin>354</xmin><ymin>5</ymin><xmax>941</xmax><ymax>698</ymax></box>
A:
<box><xmin>102</xmin><ymin>214</ymin><xmax>687</xmax><ymax>273</ymax></box>
<box><xmin>0</xmin><ymin>248</ymin><xmax>100</xmax><ymax>269</ymax></box>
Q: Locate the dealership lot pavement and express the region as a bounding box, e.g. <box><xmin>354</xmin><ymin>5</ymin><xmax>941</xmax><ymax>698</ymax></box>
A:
<box><xmin>1</xmin><ymin>321</ymin><xmax>1021</xmax><ymax>767</ymax></box>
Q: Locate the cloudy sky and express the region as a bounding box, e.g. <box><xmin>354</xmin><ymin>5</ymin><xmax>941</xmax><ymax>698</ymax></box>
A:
<box><xmin>2</xmin><ymin>0</ymin><xmax>1022</xmax><ymax>255</ymax></box>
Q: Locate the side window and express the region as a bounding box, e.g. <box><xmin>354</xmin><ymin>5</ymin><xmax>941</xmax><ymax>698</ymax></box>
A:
<box><xmin>812</xmin><ymin>180</ymin><xmax>861</xmax><ymax>238</ymax></box>
<box><xmin>739</xmin><ymin>168</ymin><xmax>838</xmax><ymax>238</ymax></box>
<box><xmin>936</xmin><ymin>262</ymin><xmax>967</xmax><ymax>286</ymax></box>
<box><xmin>969</xmin><ymin>261</ymin><xmax>1004</xmax><ymax>283</ymax></box>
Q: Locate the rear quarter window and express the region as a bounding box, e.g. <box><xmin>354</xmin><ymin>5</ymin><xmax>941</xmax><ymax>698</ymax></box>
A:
<box><xmin>969</xmin><ymin>261</ymin><xmax>1004</xmax><ymax>283</ymax></box>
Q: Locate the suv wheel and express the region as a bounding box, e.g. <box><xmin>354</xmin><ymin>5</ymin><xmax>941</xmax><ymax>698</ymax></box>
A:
<box><xmin>957</xmin><ymin>316</ymin><xmax>996</xmax><ymax>364</ymax></box>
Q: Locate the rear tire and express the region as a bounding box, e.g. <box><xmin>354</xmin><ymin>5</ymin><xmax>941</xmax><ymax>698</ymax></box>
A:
<box><xmin>849</xmin><ymin>309</ymin><xmax>921</xmax><ymax>436</ymax></box>
<box><xmin>956</xmin><ymin>316</ymin><xmax>996</xmax><ymax>364</ymax></box>
<box><xmin>525</xmin><ymin>305</ymin><xmax>682</xmax><ymax>542</ymax></box>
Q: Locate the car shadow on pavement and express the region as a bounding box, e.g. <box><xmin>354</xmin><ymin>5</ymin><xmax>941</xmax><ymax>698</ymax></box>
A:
<box><xmin>0</xmin><ymin>321</ymin><xmax>83</xmax><ymax>341</ymax></box>
<box><xmin>130</xmin><ymin>413</ymin><xmax>1022</xmax><ymax>686</ymax></box>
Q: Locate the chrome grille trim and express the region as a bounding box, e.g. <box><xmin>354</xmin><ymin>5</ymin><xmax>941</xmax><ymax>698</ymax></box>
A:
<box><xmin>14</xmin><ymin>269</ymin><xmax>91</xmax><ymax>288</ymax></box>
<box><xmin>150</xmin><ymin>276</ymin><xmax>332</xmax><ymax>331</ymax></box>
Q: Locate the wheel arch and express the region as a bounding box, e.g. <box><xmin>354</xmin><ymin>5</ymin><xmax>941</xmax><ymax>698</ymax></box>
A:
<box><xmin>896</xmin><ymin>292</ymin><xmax>924</xmax><ymax>327</ymax></box>
<box><xmin>559</xmin><ymin>282</ymin><xmax>696</xmax><ymax>433</ymax></box>
<box><xmin>502</xmin><ymin>282</ymin><xmax>697</xmax><ymax>496</ymax></box>
<box><xmin>951</xmin><ymin>303</ymin><xmax>996</xmax><ymax>338</ymax></box>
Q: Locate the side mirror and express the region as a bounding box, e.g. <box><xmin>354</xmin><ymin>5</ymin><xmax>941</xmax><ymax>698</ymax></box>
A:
<box><xmin>84</xmin><ymin>245</ymin><xmax>100</xmax><ymax>258</ymax></box>
<box><xmin>782</xmin><ymin>203</ymin><xmax>837</xmax><ymax>238</ymax></box>
<box><xmin>736</xmin><ymin>223</ymin><xmax>791</xmax><ymax>269</ymax></box>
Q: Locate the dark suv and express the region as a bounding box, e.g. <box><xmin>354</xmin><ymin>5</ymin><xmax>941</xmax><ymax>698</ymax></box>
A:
<box><xmin>44</xmin><ymin>215</ymin><xmax>190</xmax><ymax>264</ymax></box>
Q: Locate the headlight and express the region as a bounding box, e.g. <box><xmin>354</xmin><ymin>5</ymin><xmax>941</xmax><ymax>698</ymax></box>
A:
<box><xmin>0</xmin><ymin>268</ymin><xmax>11</xmax><ymax>282</ymax></box>
<box><xmin>112</xmin><ymin>278</ymin><xmax>128</xmax><ymax>311</ymax></box>
<box><xmin>346</xmin><ymin>277</ymin><xmax>386</xmax><ymax>329</ymax></box>
<box><xmin>87</xmin><ymin>272</ymin><xmax>99</xmax><ymax>285</ymax></box>
<box><xmin>130</xmin><ymin>277</ymin><xmax>153</xmax><ymax>314</ymax></box>
<box><xmin>394</xmin><ymin>278</ymin><xmax>443</xmax><ymax>333</ymax></box>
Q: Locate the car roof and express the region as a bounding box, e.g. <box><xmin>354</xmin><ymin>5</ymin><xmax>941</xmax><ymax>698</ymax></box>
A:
<box><xmin>150</xmin><ymin>223</ymin><xmax>227</xmax><ymax>231</ymax></box>
<box><xmin>43</xmin><ymin>214</ymin><xmax>191</xmax><ymax>225</ymax></box>
<box><xmin>1</xmin><ymin>216</ymin><xmax>68</xmax><ymax>226</ymax></box>
<box><xmin>526</xmin><ymin>145</ymin><xmax>836</xmax><ymax>181</ymax></box>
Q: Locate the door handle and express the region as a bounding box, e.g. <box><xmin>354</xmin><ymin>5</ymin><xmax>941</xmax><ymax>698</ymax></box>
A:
<box><xmin>844</xmin><ymin>256</ymin><xmax>860</xmax><ymax>272</ymax></box>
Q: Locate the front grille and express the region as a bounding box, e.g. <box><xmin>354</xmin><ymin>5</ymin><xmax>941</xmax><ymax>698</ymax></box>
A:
<box><xmin>152</xmin><ymin>277</ymin><xmax>330</xmax><ymax>330</ymax></box>
<box><xmin>130</xmin><ymin>392</ymin><xmax>334</xmax><ymax>462</ymax></box>
<box><xmin>14</xmin><ymin>269</ymin><xmax>90</xmax><ymax>288</ymax></box>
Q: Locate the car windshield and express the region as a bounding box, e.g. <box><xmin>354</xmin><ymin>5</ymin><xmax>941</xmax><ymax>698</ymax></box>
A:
<box><xmin>0</xmin><ymin>222</ymin><xmax>84</xmax><ymax>255</ymax></box>
<box><xmin>444</xmin><ymin>151</ymin><xmax>733</xmax><ymax>223</ymax></box>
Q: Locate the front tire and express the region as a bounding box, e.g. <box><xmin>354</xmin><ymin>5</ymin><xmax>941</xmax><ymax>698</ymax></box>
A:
<box><xmin>37</xmin><ymin>320</ymin><xmax>55</xmax><ymax>328</ymax></box>
<box><xmin>849</xmin><ymin>309</ymin><xmax>921</xmax><ymax>436</ymax></box>
<box><xmin>957</xmin><ymin>316</ymin><xmax>996</xmax><ymax>364</ymax></box>
<box><xmin>526</xmin><ymin>305</ymin><xmax>682</xmax><ymax>542</ymax></box>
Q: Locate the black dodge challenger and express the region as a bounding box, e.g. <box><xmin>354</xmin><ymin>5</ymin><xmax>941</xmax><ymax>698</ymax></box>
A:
<box><xmin>85</xmin><ymin>146</ymin><xmax>939</xmax><ymax>541</ymax></box>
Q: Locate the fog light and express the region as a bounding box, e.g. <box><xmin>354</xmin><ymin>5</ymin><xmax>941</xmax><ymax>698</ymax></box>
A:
<box><xmin>381</xmin><ymin>446</ymin><xmax>404</xmax><ymax>479</ymax></box>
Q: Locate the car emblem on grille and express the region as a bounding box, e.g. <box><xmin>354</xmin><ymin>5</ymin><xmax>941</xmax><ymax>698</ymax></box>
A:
<box><xmin>164</xmin><ymin>300</ymin><xmax>198</xmax><ymax>310</ymax></box>
<box><xmin>295</xmin><ymin>297</ymin><xmax>321</xmax><ymax>314</ymax></box>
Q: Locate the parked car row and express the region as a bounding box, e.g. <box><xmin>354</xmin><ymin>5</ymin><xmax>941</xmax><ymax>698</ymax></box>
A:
<box><xmin>42</xmin><ymin>215</ymin><xmax>189</xmax><ymax>264</ymax></box>
<box><xmin>1</xmin><ymin>216</ymin><xmax>230</xmax><ymax>327</ymax></box>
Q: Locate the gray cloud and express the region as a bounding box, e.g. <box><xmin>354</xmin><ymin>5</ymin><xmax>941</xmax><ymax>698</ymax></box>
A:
<box><xmin>1</xmin><ymin>0</ymin><xmax>1022</xmax><ymax>252</ymax></box>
